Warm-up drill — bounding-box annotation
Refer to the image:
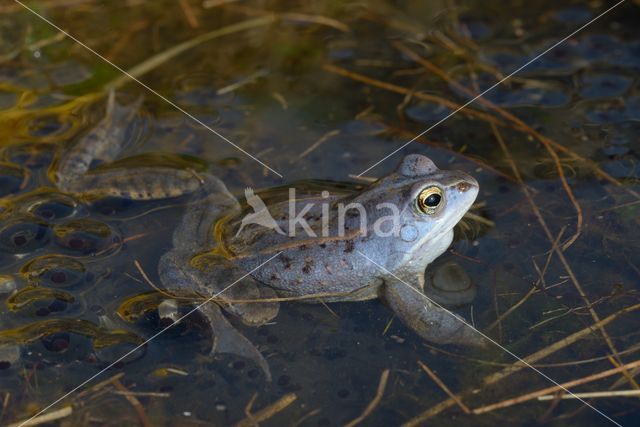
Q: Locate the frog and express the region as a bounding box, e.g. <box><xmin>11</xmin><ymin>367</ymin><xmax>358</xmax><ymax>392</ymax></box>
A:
<box><xmin>54</xmin><ymin>93</ymin><xmax>485</xmax><ymax>380</ymax></box>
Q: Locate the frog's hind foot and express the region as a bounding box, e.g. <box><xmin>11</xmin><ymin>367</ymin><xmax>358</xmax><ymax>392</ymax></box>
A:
<box><xmin>199</xmin><ymin>302</ymin><xmax>272</xmax><ymax>382</ymax></box>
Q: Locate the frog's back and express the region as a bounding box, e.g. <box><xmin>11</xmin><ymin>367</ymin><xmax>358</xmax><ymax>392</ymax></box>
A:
<box><xmin>219</xmin><ymin>183</ymin><xmax>382</xmax><ymax>299</ymax></box>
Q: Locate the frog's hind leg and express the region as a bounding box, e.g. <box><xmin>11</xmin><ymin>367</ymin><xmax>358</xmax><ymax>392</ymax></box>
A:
<box><xmin>60</xmin><ymin>167</ymin><xmax>211</xmax><ymax>201</ymax></box>
<box><xmin>157</xmin><ymin>176</ymin><xmax>273</xmax><ymax>379</ymax></box>
<box><xmin>383</xmin><ymin>275</ymin><xmax>487</xmax><ymax>347</ymax></box>
<box><xmin>200</xmin><ymin>302</ymin><xmax>272</xmax><ymax>382</ymax></box>
<box><xmin>158</xmin><ymin>249</ymin><xmax>273</xmax><ymax>381</ymax></box>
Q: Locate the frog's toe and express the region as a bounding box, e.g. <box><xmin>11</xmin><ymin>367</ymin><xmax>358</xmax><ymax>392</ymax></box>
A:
<box><xmin>425</xmin><ymin>261</ymin><xmax>477</xmax><ymax>307</ymax></box>
<box><xmin>200</xmin><ymin>302</ymin><xmax>272</xmax><ymax>381</ymax></box>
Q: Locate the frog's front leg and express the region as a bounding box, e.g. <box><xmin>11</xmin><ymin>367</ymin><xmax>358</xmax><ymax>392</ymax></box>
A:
<box><xmin>383</xmin><ymin>273</ymin><xmax>487</xmax><ymax>347</ymax></box>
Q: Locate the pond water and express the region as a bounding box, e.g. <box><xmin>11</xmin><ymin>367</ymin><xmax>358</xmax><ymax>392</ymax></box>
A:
<box><xmin>0</xmin><ymin>0</ymin><xmax>639</xmax><ymax>426</ymax></box>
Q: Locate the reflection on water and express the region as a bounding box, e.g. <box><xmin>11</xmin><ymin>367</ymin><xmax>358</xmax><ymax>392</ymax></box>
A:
<box><xmin>0</xmin><ymin>0</ymin><xmax>639</xmax><ymax>425</ymax></box>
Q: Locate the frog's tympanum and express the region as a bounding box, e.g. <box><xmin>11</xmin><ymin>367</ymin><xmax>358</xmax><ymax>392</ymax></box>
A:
<box><xmin>55</xmin><ymin>93</ymin><xmax>485</xmax><ymax>380</ymax></box>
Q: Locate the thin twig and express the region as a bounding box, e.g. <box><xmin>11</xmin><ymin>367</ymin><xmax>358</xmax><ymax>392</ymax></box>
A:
<box><xmin>490</xmin><ymin>123</ymin><xmax>636</xmax><ymax>388</ymax></box>
<box><xmin>538</xmin><ymin>389</ymin><xmax>640</xmax><ymax>400</ymax></box>
<box><xmin>7</xmin><ymin>407</ymin><xmax>72</xmax><ymax>427</ymax></box>
<box><xmin>0</xmin><ymin>392</ymin><xmax>10</xmax><ymax>423</ymax></box>
<box><xmin>417</xmin><ymin>361</ymin><xmax>470</xmax><ymax>414</ymax></box>
<box><xmin>323</xmin><ymin>64</ymin><xmax>509</xmax><ymax>127</ymax></box>
<box><xmin>404</xmin><ymin>303</ymin><xmax>640</xmax><ymax>425</ymax></box>
<box><xmin>234</xmin><ymin>393</ymin><xmax>297</xmax><ymax>427</ymax></box>
<box><xmin>111</xmin><ymin>379</ymin><xmax>152</xmax><ymax>427</ymax></box>
<box><xmin>344</xmin><ymin>369</ymin><xmax>390</xmax><ymax>427</ymax></box>
<box><xmin>393</xmin><ymin>41</ymin><xmax>639</xmax><ymax>203</ymax></box>
<box><xmin>487</xmin><ymin>227</ymin><xmax>565</xmax><ymax>331</ymax></box>
<box><xmin>473</xmin><ymin>359</ymin><xmax>640</xmax><ymax>414</ymax></box>
<box><xmin>179</xmin><ymin>0</ymin><xmax>200</xmax><ymax>28</ymax></box>
<box><xmin>134</xmin><ymin>260</ymin><xmax>186</xmax><ymax>300</ymax></box>
<box><xmin>108</xmin><ymin>16</ymin><xmax>276</xmax><ymax>90</ymax></box>
<box><xmin>113</xmin><ymin>391</ymin><xmax>170</xmax><ymax>398</ymax></box>
<box><xmin>389</xmin><ymin>126</ymin><xmax>530</xmax><ymax>188</ymax></box>
<box><xmin>223</xmin><ymin>4</ymin><xmax>350</xmax><ymax>32</ymax></box>
<box><xmin>295</xmin><ymin>129</ymin><xmax>341</xmax><ymax>161</ymax></box>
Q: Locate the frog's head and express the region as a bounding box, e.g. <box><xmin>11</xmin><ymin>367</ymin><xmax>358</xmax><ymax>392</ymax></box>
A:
<box><xmin>362</xmin><ymin>154</ymin><xmax>478</xmax><ymax>255</ymax></box>
<box><xmin>397</xmin><ymin>154</ymin><xmax>478</xmax><ymax>236</ymax></box>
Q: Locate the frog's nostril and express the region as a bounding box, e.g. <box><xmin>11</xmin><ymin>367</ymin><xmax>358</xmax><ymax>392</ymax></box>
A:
<box><xmin>457</xmin><ymin>182</ymin><xmax>471</xmax><ymax>192</ymax></box>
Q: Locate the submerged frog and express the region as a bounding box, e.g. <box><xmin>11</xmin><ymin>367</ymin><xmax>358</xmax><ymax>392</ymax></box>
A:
<box><xmin>55</xmin><ymin>93</ymin><xmax>484</xmax><ymax>379</ymax></box>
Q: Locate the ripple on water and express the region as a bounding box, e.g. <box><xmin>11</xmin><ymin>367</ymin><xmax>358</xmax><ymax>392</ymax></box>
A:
<box><xmin>48</xmin><ymin>61</ymin><xmax>93</xmax><ymax>87</ymax></box>
<box><xmin>581</xmin><ymin>96</ymin><xmax>640</xmax><ymax>124</ymax></box>
<box><xmin>0</xmin><ymin>162</ymin><xmax>27</xmax><ymax>197</ymax></box>
<box><xmin>578</xmin><ymin>72</ymin><xmax>632</xmax><ymax>99</ymax></box>
<box><xmin>405</xmin><ymin>102</ymin><xmax>452</xmax><ymax>123</ymax></box>
<box><xmin>52</xmin><ymin>219</ymin><xmax>121</xmax><ymax>255</ymax></box>
<box><xmin>0</xmin><ymin>217</ymin><xmax>51</xmax><ymax>256</ymax></box>
<box><xmin>0</xmin><ymin>345</ymin><xmax>20</xmax><ymax>371</ymax></box>
<box><xmin>21</xmin><ymin>254</ymin><xmax>89</xmax><ymax>290</ymax></box>
<box><xmin>0</xmin><ymin>91</ymin><xmax>17</xmax><ymax>110</ymax></box>
<box><xmin>27</xmin><ymin>193</ymin><xmax>78</xmax><ymax>222</ymax></box>
<box><xmin>1</xmin><ymin>142</ymin><xmax>56</xmax><ymax>170</ymax></box>
<box><xmin>552</xmin><ymin>6</ymin><xmax>593</xmax><ymax>25</ymax></box>
<box><xmin>449</xmin><ymin>71</ymin><xmax>571</xmax><ymax>108</ymax></box>
<box><xmin>456</xmin><ymin>16</ymin><xmax>494</xmax><ymax>40</ymax></box>
<box><xmin>341</xmin><ymin>118</ymin><xmax>387</xmax><ymax>136</ymax></box>
<box><xmin>601</xmin><ymin>158</ymin><xmax>639</xmax><ymax>179</ymax></box>
<box><xmin>25</xmin><ymin>113</ymin><xmax>79</xmax><ymax>141</ymax></box>
<box><xmin>485</xmin><ymin>43</ymin><xmax>586</xmax><ymax>76</ymax></box>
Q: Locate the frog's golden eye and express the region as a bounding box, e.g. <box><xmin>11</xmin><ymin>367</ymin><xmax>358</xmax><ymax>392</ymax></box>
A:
<box><xmin>416</xmin><ymin>186</ymin><xmax>444</xmax><ymax>214</ymax></box>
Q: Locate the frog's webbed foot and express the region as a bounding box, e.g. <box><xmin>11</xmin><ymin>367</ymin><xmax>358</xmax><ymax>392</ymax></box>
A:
<box><xmin>199</xmin><ymin>302</ymin><xmax>272</xmax><ymax>382</ymax></box>
<box><xmin>424</xmin><ymin>261</ymin><xmax>477</xmax><ymax>308</ymax></box>
<box><xmin>383</xmin><ymin>276</ymin><xmax>487</xmax><ymax>347</ymax></box>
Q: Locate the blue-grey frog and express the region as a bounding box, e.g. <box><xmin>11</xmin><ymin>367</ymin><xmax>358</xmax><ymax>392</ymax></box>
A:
<box><xmin>55</xmin><ymin>93</ymin><xmax>485</xmax><ymax>380</ymax></box>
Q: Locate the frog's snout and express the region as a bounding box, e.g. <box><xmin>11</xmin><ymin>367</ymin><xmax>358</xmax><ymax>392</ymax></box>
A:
<box><xmin>456</xmin><ymin>182</ymin><xmax>472</xmax><ymax>192</ymax></box>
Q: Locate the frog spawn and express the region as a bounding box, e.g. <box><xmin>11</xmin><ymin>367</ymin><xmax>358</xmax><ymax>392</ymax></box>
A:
<box><xmin>0</xmin><ymin>184</ymin><xmax>134</xmax><ymax>368</ymax></box>
<box><xmin>0</xmin><ymin>192</ymin><xmax>120</xmax><ymax>258</ymax></box>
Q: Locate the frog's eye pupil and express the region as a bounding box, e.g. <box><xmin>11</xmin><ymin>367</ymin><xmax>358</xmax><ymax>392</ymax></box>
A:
<box><xmin>417</xmin><ymin>186</ymin><xmax>444</xmax><ymax>214</ymax></box>
<box><xmin>425</xmin><ymin>194</ymin><xmax>441</xmax><ymax>207</ymax></box>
